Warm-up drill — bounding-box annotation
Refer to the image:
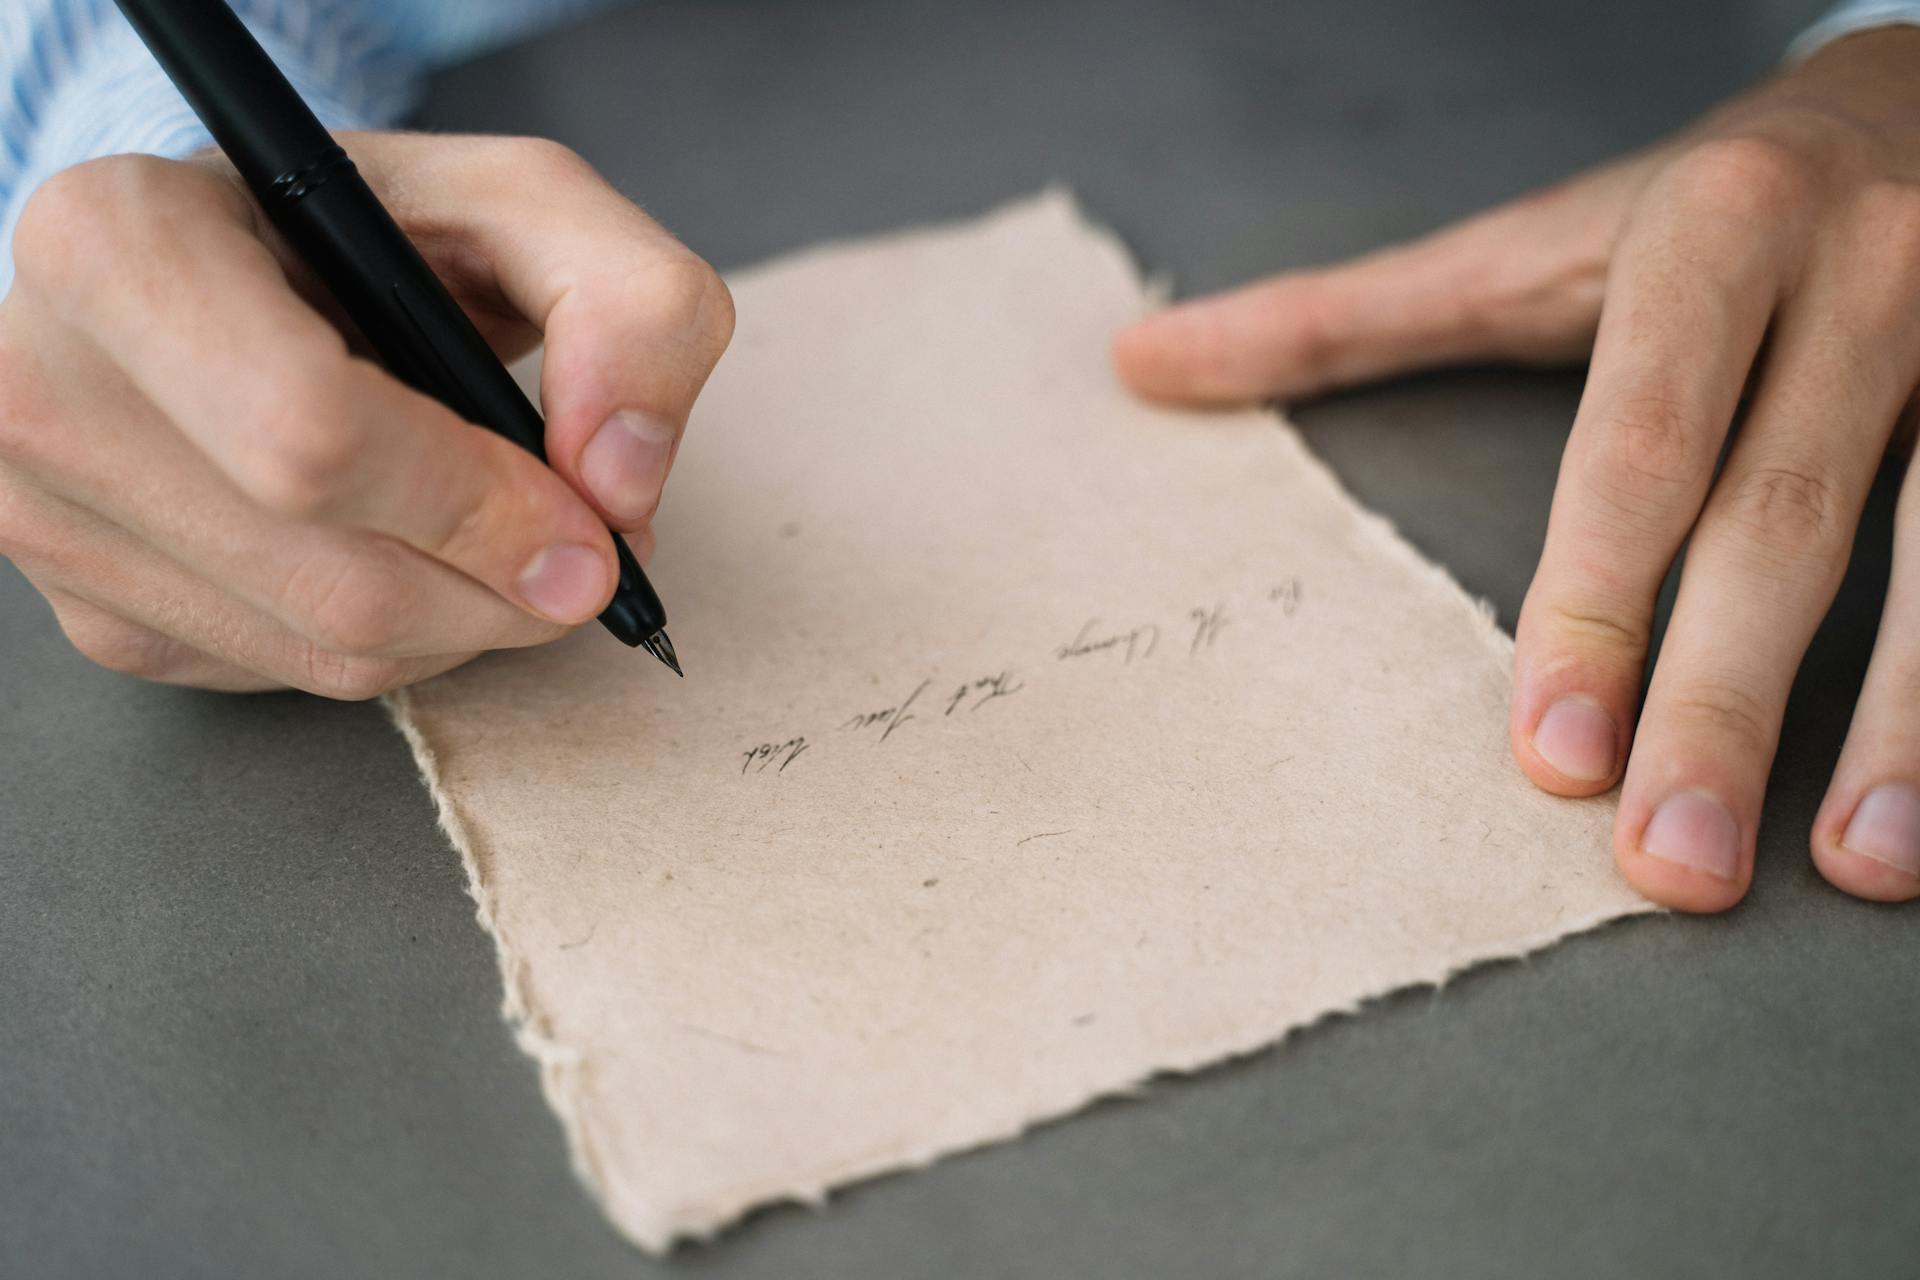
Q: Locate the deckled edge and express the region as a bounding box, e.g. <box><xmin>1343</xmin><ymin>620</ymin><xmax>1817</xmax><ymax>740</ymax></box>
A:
<box><xmin>383</xmin><ymin>688</ymin><xmax>623</xmax><ymax>1229</ymax></box>
<box><xmin>384</xmin><ymin>189</ymin><xmax>1660</xmax><ymax>1253</ymax></box>
<box><xmin>626</xmin><ymin>189</ymin><xmax>1663</xmax><ymax>1246</ymax></box>
<box><xmin>644</xmin><ymin>898</ymin><xmax>1657</xmax><ymax>1250</ymax></box>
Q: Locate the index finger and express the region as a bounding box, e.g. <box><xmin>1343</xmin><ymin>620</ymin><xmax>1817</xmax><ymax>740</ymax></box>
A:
<box><xmin>1108</xmin><ymin>157</ymin><xmax>1659</xmax><ymax>406</ymax></box>
<box><xmin>350</xmin><ymin>133</ymin><xmax>737</xmax><ymax>531</ymax></box>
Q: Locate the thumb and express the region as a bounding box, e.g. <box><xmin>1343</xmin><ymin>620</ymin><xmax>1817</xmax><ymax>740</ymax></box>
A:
<box><xmin>1113</xmin><ymin>162</ymin><xmax>1649</xmax><ymax>407</ymax></box>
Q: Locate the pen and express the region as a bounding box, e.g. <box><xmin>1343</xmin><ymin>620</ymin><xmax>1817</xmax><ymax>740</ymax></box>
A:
<box><xmin>112</xmin><ymin>0</ymin><xmax>683</xmax><ymax>675</ymax></box>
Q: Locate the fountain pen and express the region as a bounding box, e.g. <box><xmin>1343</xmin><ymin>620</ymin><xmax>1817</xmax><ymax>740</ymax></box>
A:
<box><xmin>112</xmin><ymin>0</ymin><xmax>682</xmax><ymax>674</ymax></box>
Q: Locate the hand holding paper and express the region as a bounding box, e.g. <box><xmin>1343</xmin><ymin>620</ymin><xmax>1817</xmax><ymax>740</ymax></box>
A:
<box><xmin>1115</xmin><ymin>27</ymin><xmax>1920</xmax><ymax>910</ymax></box>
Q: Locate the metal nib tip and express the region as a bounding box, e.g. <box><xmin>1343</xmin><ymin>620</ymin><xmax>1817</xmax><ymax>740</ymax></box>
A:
<box><xmin>641</xmin><ymin>630</ymin><xmax>683</xmax><ymax>677</ymax></box>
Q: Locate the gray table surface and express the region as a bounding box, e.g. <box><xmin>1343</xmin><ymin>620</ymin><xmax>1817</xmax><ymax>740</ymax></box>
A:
<box><xmin>4</xmin><ymin>2</ymin><xmax>1915</xmax><ymax>1276</ymax></box>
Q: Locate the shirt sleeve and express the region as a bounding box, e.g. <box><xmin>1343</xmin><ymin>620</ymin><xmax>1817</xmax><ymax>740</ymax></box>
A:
<box><xmin>0</xmin><ymin>0</ymin><xmax>620</xmax><ymax>296</ymax></box>
<box><xmin>1787</xmin><ymin>0</ymin><xmax>1920</xmax><ymax>60</ymax></box>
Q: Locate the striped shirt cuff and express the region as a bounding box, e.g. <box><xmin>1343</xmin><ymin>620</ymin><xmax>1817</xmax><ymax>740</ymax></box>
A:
<box><xmin>2</xmin><ymin>14</ymin><xmax>395</xmax><ymax>296</ymax></box>
<box><xmin>1787</xmin><ymin>1</ymin><xmax>1920</xmax><ymax>61</ymax></box>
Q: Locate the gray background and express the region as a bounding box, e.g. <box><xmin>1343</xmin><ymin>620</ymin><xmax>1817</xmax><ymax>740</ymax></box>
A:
<box><xmin>3</xmin><ymin>1</ymin><xmax>1915</xmax><ymax>1276</ymax></box>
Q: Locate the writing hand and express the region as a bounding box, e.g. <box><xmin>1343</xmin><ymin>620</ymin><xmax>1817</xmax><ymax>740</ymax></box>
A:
<box><xmin>0</xmin><ymin>132</ymin><xmax>732</xmax><ymax>698</ymax></box>
<box><xmin>1114</xmin><ymin>30</ymin><xmax>1920</xmax><ymax>909</ymax></box>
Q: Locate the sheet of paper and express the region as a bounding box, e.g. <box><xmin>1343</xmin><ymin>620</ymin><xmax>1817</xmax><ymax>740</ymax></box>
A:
<box><xmin>388</xmin><ymin>191</ymin><xmax>1653</xmax><ymax>1252</ymax></box>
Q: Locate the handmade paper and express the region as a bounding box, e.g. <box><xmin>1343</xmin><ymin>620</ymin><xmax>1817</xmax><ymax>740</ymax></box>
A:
<box><xmin>388</xmin><ymin>192</ymin><xmax>1652</xmax><ymax>1252</ymax></box>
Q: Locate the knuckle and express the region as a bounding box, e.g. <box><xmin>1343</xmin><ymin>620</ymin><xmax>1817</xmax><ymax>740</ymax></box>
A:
<box><xmin>1669</xmin><ymin>135</ymin><xmax>1812</xmax><ymax>216</ymax></box>
<box><xmin>231</xmin><ymin>363</ymin><xmax>364</xmax><ymax>518</ymax></box>
<box><xmin>1661</xmin><ymin>678</ymin><xmax>1777</xmax><ymax>757</ymax></box>
<box><xmin>1541</xmin><ymin>600</ymin><xmax>1648</xmax><ymax>658</ymax></box>
<box><xmin>1713</xmin><ymin>462</ymin><xmax>1850</xmax><ymax>569</ymax></box>
<box><xmin>507</xmin><ymin>136</ymin><xmax>596</xmax><ymax>184</ymax></box>
<box><xmin>277</xmin><ymin>544</ymin><xmax>412</xmax><ymax>656</ymax></box>
<box><xmin>1281</xmin><ymin>282</ymin><xmax>1349</xmax><ymax>378</ymax></box>
<box><xmin>13</xmin><ymin>160</ymin><xmax>121</xmax><ymax>265</ymax></box>
<box><xmin>690</xmin><ymin>260</ymin><xmax>736</xmax><ymax>357</ymax></box>
<box><xmin>1580</xmin><ymin>394</ymin><xmax>1709</xmax><ymax>516</ymax></box>
<box><xmin>300</xmin><ymin>646</ymin><xmax>409</xmax><ymax>702</ymax></box>
<box><xmin>600</xmin><ymin>252</ymin><xmax>736</xmax><ymax>365</ymax></box>
<box><xmin>12</xmin><ymin>156</ymin><xmax>182</xmax><ymax>292</ymax></box>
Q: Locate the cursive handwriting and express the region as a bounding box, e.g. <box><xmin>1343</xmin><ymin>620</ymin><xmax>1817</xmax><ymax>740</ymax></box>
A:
<box><xmin>1188</xmin><ymin>601</ymin><xmax>1229</xmax><ymax>656</ymax></box>
<box><xmin>945</xmin><ymin>669</ymin><xmax>1026</xmax><ymax>715</ymax></box>
<box><xmin>1055</xmin><ymin>618</ymin><xmax>1160</xmax><ymax>665</ymax></box>
<box><xmin>736</xmin><ymin>576</ymin><xmax>1306</xmax><ymax>778</ymax></box>
<box><xmin>741</xmin><ymin>736</ymin><xmax>811</xmax><ymax>775</ymax></box>
<box><xmin>1269</xmin><ymin>577</ymin><xmax>1302</xmax><ymax>616</ymax></box>
<box><xmin>843</xmin><ymin>679</ymin><xmax>929</xmax><ymax>742</ymax></box>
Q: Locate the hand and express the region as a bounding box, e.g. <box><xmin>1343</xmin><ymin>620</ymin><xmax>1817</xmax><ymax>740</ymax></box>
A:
<box><xmin>1113</xmin><ymin>29</ymin><xmax>1920</xmax><ymax>909</ymax></box>
<box><xmin>0</xmin><ymin>132</ymin><xmax>733</xmax><ymax>698</ymax></box>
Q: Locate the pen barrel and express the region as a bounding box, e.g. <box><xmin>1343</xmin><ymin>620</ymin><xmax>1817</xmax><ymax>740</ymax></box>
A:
<box><xmin>262</xmin><ymin>169</ymin><xmax>669</xmax><ymax>645</ymax></box>
<box><xmin>113</xmin><ymin>0</ymin><xmax>670</xmax><ymax>648</ymax></box>
<box><xmin>273</xmin><ymin>165</ymin><xmax>549</xmax><ymax>458</ymax></box>
<box><xmin>274</xmin><ymin>174</ymin><xmax>661</xmax><ymax>644</ymax></box>
<box><xmin>113</xmin><ymin>0</ymin><xmax>334</xmax><ymax>195</ymax></box>
<box><xmin>112</xmin><ymin>1</ymin><xmax>545</xmax><ymax>453</ymax></box>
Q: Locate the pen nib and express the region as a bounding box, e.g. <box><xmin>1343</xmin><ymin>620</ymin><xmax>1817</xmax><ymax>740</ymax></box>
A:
<box><xmin>641</xmin><ymin>630</ymin><xmax>683</xmax><ymax>677</ymax></box>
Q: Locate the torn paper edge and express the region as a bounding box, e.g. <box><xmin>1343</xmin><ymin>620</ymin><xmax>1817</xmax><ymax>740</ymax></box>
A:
<box><xmin>383</xmin><ymin>690</ymin><xmax>620</xmax><ymax>1208</ymax></box>
<box><xmin>637</xmin><ymin>901</ymin><xmax>1654</xmax><ymax>1250</ymax></box>
<box><xmin>385</xmin><ymin>188</ymin><xmax>1658</xmax><ymax>1253</ymax></box>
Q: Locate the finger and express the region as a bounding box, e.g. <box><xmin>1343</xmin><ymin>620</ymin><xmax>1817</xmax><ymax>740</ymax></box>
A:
<box><xmin>1614</xmin><ymin>268</ymin><xmax>1917</xmax><ymax>912</ymax></box>
<box><xmin>36</xmin><ymin>586</ymin><xmax>277</xmax><ymax>692</ymax></box>
<box><xmin>14</xmin><ymin>156</ymin><xmax>619</xmax><ymax>628</ymax></box>
<box><xmin>1110</xmin><ymin>156</ymin><xmax>1657</xmax><ymax>406</ymax></box>
<box><xmin>1810</xmin><ymin>456</ymin><xmax>1920</xmax><ymax>905</ymax></box>
<box><xmin>37</xmin><ymin>416</ymin><xmax>568</xmax><ymax>659</ymax></box>
<box><xmin>0</xmin><ymin>300</ymin><xmax>574</xmax><ymax>661</ymax></box>
<box><xmin>351</xmin><ymin>133</ymin><xmax>736</xmax><ymax>530</ymax></box>
<box><xmin>0</xmin><ymin>476</ymin><xmax>475</xmax><ymax>699</ymax></box>
<box><xmin>1511</xmin><ymin>153</ymin><xmax>1786</xmax><ymax>801</ymax></box>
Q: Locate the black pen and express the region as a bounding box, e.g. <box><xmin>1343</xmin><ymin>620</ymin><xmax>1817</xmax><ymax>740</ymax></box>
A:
<box><xmin>112</xmin><ymin>0</ymin><xmax>682</xmax><ymax>674</ymax></box>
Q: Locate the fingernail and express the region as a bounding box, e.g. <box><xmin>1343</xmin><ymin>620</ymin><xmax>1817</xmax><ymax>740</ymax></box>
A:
<box><xmin>579</xmin><ymin>410</ymin><xmax>675</xmax><ymax>523</ymax></box>
<box><xmin>1839</xmin><ymin>784</ymin><xmax>1920</xmax><ymax>877</ymax></box>
<box><xmin>1640</xmin><ymin>790</ymin><xmax>1741</xmax><ymax>880</ymax></box>
<box><xmin>517</xmin><ymin>543</ymin><xmax>608</xmax><ymax>623</ymax></box>
<box><xmin>1532</xmin><ymin>697</ymin><xmax>1618</xmax><ymax>783</ymax></box>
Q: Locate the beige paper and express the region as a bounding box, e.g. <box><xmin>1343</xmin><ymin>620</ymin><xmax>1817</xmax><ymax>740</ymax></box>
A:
<box><xmin>388</xmin><ymin>192</ymin><xmax>1652</xmax><ymax>1252</ymax></box>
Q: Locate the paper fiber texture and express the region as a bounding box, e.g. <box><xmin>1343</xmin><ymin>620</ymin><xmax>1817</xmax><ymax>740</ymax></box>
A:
<box><xmin>388</xmin><ymin>192</ymin><xmax>1652</xmax><ymax>1251</ymax></box>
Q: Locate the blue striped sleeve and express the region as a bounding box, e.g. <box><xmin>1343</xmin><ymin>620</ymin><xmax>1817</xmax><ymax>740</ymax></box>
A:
<box><xmin>1788</xmin><ymin>0</ymin><xmax>1920</xmax><ymax>59</ymax></box>
<box><xmin>0</xmin><ymin>0</ymin><xmax>619</xmax><ymax>296</ymax></box>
